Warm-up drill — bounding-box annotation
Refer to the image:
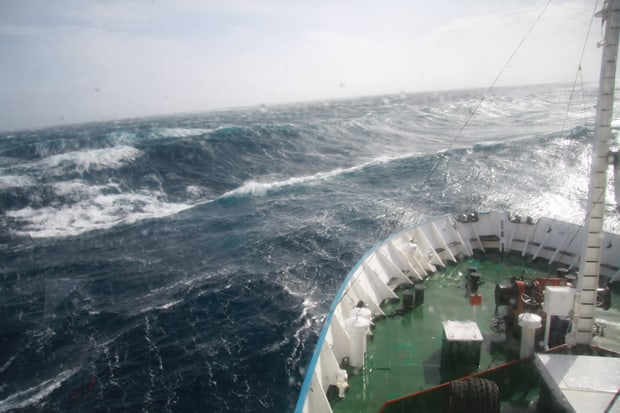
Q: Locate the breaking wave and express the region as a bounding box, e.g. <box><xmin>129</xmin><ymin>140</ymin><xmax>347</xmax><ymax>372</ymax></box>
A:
<box><xmin>2</xmin><ymin>83</ymin><xmax>617</xmax><ymax>413</ymax></box>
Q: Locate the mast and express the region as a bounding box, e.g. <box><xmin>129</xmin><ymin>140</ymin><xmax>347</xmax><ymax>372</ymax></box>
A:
<box><xmin>572</xmin><ymin>0</ymin><xmax>620</xmax><ymax>346</ymax></box>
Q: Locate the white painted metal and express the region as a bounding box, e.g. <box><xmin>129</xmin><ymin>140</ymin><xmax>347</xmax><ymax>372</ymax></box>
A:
<box><xmin>543</xmin><ymin>286</ymin><xmax>576</xmax><ymax>350</ymax></box>
<box><xmin>573</xmin><ymin>0</ymin><xmax>620</xmax><ymax>345</ymax></box>
<box><xmin>295</xmin><ymin>212</ymin><xmax>620</xmax><ymax>413</ymax></box>
<box><xmin>518</xmin><ymin>313</ymin><xmax>542</xmax><ymax>357</ymax></box>
<box><xmin>535</xmin><ymin>354</ymin><xmax>620</xmax><ymax>413</ymax></box>
<box><xmin>345</xmin><ymin>316</ymin><xmax>371</xmax><ymax>368</ymax></box>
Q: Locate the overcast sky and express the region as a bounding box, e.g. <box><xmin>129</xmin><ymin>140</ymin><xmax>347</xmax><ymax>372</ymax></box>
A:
<box><xmin>0</xmin><ymin>0</ymin><xmax>605</xmax><ymax>131</ymax></box>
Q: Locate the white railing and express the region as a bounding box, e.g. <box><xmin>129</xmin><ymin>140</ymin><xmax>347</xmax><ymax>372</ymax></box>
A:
<box><xmin>295</xmin><ymin>211</ymin><xmax>620</xmax><ymax>413</ymax></box>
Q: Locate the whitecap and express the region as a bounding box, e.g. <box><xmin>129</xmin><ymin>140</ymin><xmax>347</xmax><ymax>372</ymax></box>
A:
<box><xmin>0</xmin><ymin>175</ymin><xmax>35</xmax><ymax>190</ymax></box>
<box><xmin>0</xmin><ymin>355</ymin><xmax>18</xmax><ymax>374</ymax></box>
<box><xmin>6</xmin><ymin>189</ymin><xmax>193</xmax><ymax>238</ymax></box>
<box><xmin>218</xmin><ymin>153</ymin><xmax>414</xmax><ymax>199</ymax></box>
<box><xmin>108</xmin><ymin>130</ymin><xmax>138</xmax><ymax>145</ymax></box>
<box><xmin>185</xmin><ymin>185</ymin><xmax>205</xmax><ymax>198</ymax></box>
<box><xmin>51</xmin><ymin>180</ymin><xmax>119</xmax><ymax>197</ymax></box>
<box><xmin>35</xmin><ymin>146</ymin><xmax>142</xmax><ymax>175</ymax></box>
<box><xmin>0</xmin><ymin>368</ymin><xmax>79</xmax><ymax>412</ymax></box>
<box><xmin>155</xmin><ymin>127</ymin><xmax>214</xmax><ymax>138</ymax></box>
<box><xmin>138</xmin><ymin>299</ymin><xmax>184</xmax><ymax>314</ymax></box>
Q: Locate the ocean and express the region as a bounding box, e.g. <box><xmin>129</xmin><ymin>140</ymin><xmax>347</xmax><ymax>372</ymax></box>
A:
<box><xmin>1</xmin><ymin>83</ymin><xmax>618</xmax><ymax>412</ymax></box>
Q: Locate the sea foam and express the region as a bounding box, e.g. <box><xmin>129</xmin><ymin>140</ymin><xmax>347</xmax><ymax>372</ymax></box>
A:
<box><xmin>36</xmin><ymin>146</ymin><xmax>142</xmax><ymax>175</ymax></box>
<box><xmin>6</xmin><ymin>185</ymin><xmax>193</xmax><ymax>238</ymax></box>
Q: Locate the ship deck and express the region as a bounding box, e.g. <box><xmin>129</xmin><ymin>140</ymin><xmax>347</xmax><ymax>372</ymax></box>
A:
<box><xmin>328</xmin><ymin>252</ymin><xmax>620</xmax><ymax>413</ymax></box>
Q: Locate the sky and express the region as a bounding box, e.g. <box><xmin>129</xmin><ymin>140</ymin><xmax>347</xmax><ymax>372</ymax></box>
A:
<box><xmin>0</xmin><ymin>0</ymin><xmax>606</xmax><ymax>131</ymax></box>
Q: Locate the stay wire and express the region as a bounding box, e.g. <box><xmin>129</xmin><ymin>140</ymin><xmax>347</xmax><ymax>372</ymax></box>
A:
<box><xmin>557</xmin><ymin>0</ymin><xmax>607</xmax><ymax>264</ymax></box>
<box><xmin>560</xmin><ymin>0</ymin><xmax>599</xmax><ymax>136</ymax></box>
<box><xmin>417</xmin><ymin>0</ymin><xmax>553</xmax><ymax>193</ymax></box>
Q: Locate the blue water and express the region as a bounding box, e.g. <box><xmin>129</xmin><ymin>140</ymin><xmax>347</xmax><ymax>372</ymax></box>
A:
<box><xmin>1</xmin><ymin>84</ymin><xmax>618</xmax><ymax>412</ymax></box>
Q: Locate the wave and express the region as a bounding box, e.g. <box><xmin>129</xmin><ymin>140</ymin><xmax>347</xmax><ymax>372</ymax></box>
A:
<box><xmin>107</xmin><ymin>130</ymin><xmax>140</xmax><ymax>146</ymax></box>
<box><xmin>2</xmin><ymin>121</ymin><xmax>590</xmax><ymax>239</ymax></box>
<box><xmin>6</xmin><ymin>182</ymin><xmax>193</xmax><ymax>238</ymax></box>
<box><xmin>218</xmin><ymin>153</ymin><xmax>417</xmax><ymax>199</ymax></box>
<box><xmin>2</xmin><ymin>83</ymin><xmax>615</xmax><ymax>413</ymax></box>
<box><xmin>34</xmin><ymin>146</ymin><xmax>142</xmax><ymax>175</ymax></box>
<box><xmin>213</xmin><ymin>123</ymin><xmax>584</xmax><ymax>202</ymax></box>
<box><xmin>154</xmin><ymin>127</ymin><xmax>215</xmax><ymax>138</ymax></box>
<box><xmin>0</xmin><ymin>368</ymin><xmax>79</xmax><ymax>412</ymax></box>
<box><xmin>0</xmin><ymin>174</ymin><xmax>35</xmax><ymax>190</ymax></box>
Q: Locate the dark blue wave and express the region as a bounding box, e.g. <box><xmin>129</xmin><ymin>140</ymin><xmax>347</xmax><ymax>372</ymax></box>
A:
<box><xmin>0</xmin><ymin>83</ymin><xmax>612</xmax><ymax>413</ymax></box>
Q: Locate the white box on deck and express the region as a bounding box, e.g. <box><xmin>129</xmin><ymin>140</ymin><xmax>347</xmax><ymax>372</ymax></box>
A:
<box><xmin>441</xmin><ymin>321</ymin><xmax>483</xmax><ymax>371</ymax></box>
<box><xmin>442</xmin><ymin>320</ymin><xmax>483</xmax><ymax>342</ymax></box>
<box><xmin>544</xmin><ymin>286</ymin><xmax>575</xmax><ymax>316</ymax></box>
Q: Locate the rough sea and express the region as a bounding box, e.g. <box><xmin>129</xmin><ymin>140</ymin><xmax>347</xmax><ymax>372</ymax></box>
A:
<box><xmin>1</xmin><ymin>83</ymin><xmax>619</xmax><ymax>412</ymax></box>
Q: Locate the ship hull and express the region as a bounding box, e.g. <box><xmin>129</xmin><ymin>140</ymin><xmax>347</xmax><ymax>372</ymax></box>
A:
<box><xmin>295</xmin><ymin>212</ymin><xmax>620</xmax><ymax>413</ymax></box>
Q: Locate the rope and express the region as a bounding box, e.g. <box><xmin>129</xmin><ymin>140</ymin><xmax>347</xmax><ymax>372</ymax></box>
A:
<box><xmin>417</xmin><ymin>0</ymin><xmax>553</xmax><ymax>192</ymax></box>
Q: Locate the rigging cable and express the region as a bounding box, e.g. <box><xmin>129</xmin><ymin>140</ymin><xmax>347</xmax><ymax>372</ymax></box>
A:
<box><xmin>556</xmin><ymin>0</ymin><xmax>611</xmax><ymax>266</ymax></box>
<box><xmin>418</xmin><ymin>0</ymin><xmax>553</xmax><ymax>193</ymax></box>
<box><xmin>560</xmin><ymin>0</ymin><xmax>600</xmax><ymax>136</ymax></box>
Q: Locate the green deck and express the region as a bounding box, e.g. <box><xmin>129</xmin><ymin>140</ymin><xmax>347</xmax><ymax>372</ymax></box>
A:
<box><xmin>329</xmin><ymin>252</ymin><xmax>620</xmax><ymax>413</ymax></box>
